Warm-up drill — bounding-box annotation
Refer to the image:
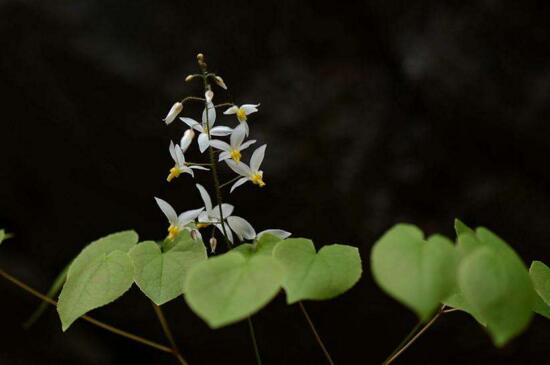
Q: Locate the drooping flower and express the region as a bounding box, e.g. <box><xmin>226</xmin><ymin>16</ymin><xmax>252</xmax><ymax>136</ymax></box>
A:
<box><xmin>154</xmin><ymin>197</ymin><xmax>204</xmax><ymax>240</ymax></box>
<box><xmin>180</xmin><ymin>129</ymin><xmax>195</xmax><ymax>153</ymax></box>
<box><xmin>163</xmin><ymin>102</ymin><xmax>183</xmax><ymax>125</ymax></box>
<box><xmin>167</xmin><ymin>141</ymin><xmax>208</xmax><ymax>182</ymax></box>
<box><xmin>225</xmin><ymin>144</ymin><xmax>267</xmax><ymax>192</ymax></box>
<box><xmin>180</xmin><ymin>102</ymin><xmax>232</xmax><ymax>153</ymax></box>
<box><xmin>195</xmin><ymin>184</ymin><xmax>256</xmax><ymax>243</ymax></box>
<box><xmin>223</xmin><ymin>104</ymin><xmax>260</xmax><ymax>136</ymax></box>
<box><xmin>209</xmin><ymin>123</ymin><xmax>256</xmax><ymax>162</ymax></box>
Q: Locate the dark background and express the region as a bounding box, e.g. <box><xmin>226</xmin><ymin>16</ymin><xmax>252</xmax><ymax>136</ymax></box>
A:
<box><xmin>1</xmin><ymin>1</ymin><xmax>549</xmax><ymax>364</ymax></box>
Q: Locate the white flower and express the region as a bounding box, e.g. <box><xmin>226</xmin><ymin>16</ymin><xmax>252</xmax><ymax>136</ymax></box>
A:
<box><xmin>167</xmin><ymin>141</ymin><xmax>208</xmax><ymax>182</ymax></box>
<box><xmin>154</xmin><ymin>197</ymin><xmax>204</xmax><ymax>240</ymax></box>
<box><xmin>223</xmin><ymin>104</ymin><xmax>260</xmax><ymax>136</ymax></box>
<box><xmin>195</xmin><ymin>184</ymin><xmax>256</xmax><ymax>243</ymax></box>
<box><xmin>180</xmin><ymin>102</ymin><xmax>233</xmax><ymax>153</ymax></box>
<box><xmin>209</xmin><ymin>123</ymin><xmax>256</xmax><ymax>162</ymax></box>
<box><xmin>256</xmin><ymin>229</ymin><xmax>292</xmax><ymax>241</ymax></box>
<box><xmin>163</xmin><ymin>102</ymin><xmax>183</xmax><ymax>125</ymax></box>
<box><xmin>225</xmin><ymin>144</ymin><xmax>267</xmax><ymax>193</ymax></box>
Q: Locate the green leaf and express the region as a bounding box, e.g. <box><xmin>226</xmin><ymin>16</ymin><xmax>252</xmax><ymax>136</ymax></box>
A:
<box><xmin>184</xmin><ymin>248</ymin><xmax>284</xmax><ymax>329</ymax></box>
<box><xmin>529</xmin><ymin>261</ymin><xmax>550</xmax><ymax>319</ymax></box>
<box><xmin>273</xmin><ymin>238</ymin><xmax>362</xmax><ymax>304</ymax></box>
<box><xmin>57</xmin><ymin>251</ymin><xmax>134</xmax><ymax>331</ymax></box>
<box><xmin>68</xmin><ymin>230</ymin><xmax>138</xmax><ymax>277</ymax></box>
<box><xmin>0</xmin><ymin>229</ymin><xmax>13</xmax><ymax>245</ymax></box>
<box><xmin>371</xmin><ymin>224</ymin><xmax>458</xmax><ymax>321</ymax></box>
<box><xmin>457</xmin><ymin>228</ymin><xmax>534</xmax><ymax>347</ymax></box>
<box><xmin>129</xmin><ymin>236</ymin><xmax>207</xmax><ymax>305</ymax></box>
<box><xmin>454</xmin><ymin>219</ymin><xmax>475</xmax><ymax>237</ymax></box>
<box><xmin>24</xmin><ymin>264</ymin><xmax>69</xmax><ymax>328</ymax></box>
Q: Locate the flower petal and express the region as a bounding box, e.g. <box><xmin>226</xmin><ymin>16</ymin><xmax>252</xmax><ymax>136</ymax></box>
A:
<box><xmin>257</xmin><ymin>229</ymin><xmax>292</xmax><ymax>240</ymax></box>
<box><xmin>209</xmin><ymin>139</ymin><xmax>230</xmax><ymax>151</ymax></box>
<box><xmin>250</xmin><ymin>144</ymin><xmax>267</xmax><ymax>172</ymax></box>
<box><xmin>227</xmin><ymin>216</ymin><xmax>256</xmax><ymax>241</ymax></box>
<box><xmin>223</xmin><ymin>106</ymin><xmax>239</xmax><ymax>115</ymax></box>
<box><xmin>154</xmin><ymin>197</ymin><xmax>178</xmax><ymax>225</ymax></box>
<box><xmin>230</xmin><ymin>123</ymin><xmax>246</xmax><ymax>148</ymax></box>
<box><xmin>198</xmin><ymin>133</ymin><xmax>210</xmax><ymax>153</ymax></box>
<box><xmin>178</xmin><ymin>207</ymin><xmax>204</xmax><ymax>227</ymax></box>
<box><xmin>230</xmin><ymin>177</ymin><xmax>249</xmax><ymax>193</ymax></box>
<box><xmin>211</xmin><ymin>203</ymin><xmax>234</xmax><ymax>220</ymax></box>
<box><xmin>195</xmin><ymin>184</ymin><xmax>213</xmax><ymax>213</ymax></box>
<box><xmin>218</xmin><ymin>151</ymin><xmax>231</xmax><ymax>161</ymax></box>
<box><xmin>226</xmin><ymin>160</ymin><xmax>251</xmax><ymax>177</ymax></box>
<box><xmin>210</xmin><ymin>126</ymin><xmax>233</xmax><ymax>136</ymax></box>
<box><xmin>169</xmin><ymin>141</ymin><xmax>177</xmax><ymax>163</ymax></box>
<box><xmin>179</xmin><ymin>117</ymin><xmax>199</xmax><ymax>129</ymax></box>
<box><xmin>202</xmin><ymin>102</ymin><xmax>216</xmax><ymax>128</ymax></box>
<box><xmin>239</xmin><ymin>139</ymin><xmax>256</xmax><ymax>151</ymax></box>
<box><xmin>215</xmin><ymin>223</ymin><xmax>234</xmax><ymax>243</ymax></box>
<box><xmin>189</xmin><ymin>165</ymin><xmax>209</xmax><ymax>171</ymax></box>
<box><xmin>175</xmin><ymin>145</ymin><xmax>185</xmax><ymax>167</ymax></box>
<box><xmin>241</xmin><ymin>104</ymin><xmax>260</xmax><ymax>114</ymax></box>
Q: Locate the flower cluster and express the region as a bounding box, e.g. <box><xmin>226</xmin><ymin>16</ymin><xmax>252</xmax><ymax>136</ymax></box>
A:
<box><xmin>154</xmin><ymin>57</ymin><xmax>289</xmax><ymax>250</ymax></box>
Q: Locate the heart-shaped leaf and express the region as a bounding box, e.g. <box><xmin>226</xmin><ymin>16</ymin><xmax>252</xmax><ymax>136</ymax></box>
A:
<box><xmin>57</xmin><ymin>251</ymin><xmax>134</xmax><ymax>331</ymax></box>
<box><xmin>68</xmin><ymin>230</ymin><xmax>138</xmax><ymax>277</ymax></box>
<box><xmin>184</xmin><ymin>248</ymin><xmax>283</xmax><ymax>329</ymax></box>
<box><xmin>130</xmin><ymin>235</ymin><xmax>207</xmax><ymax>305</ymax></box>
<box><xmin>371</xmin><ymin>224</ymin><xmax>458</xmax><ymax>321</ymax></box>
<box><xmin>273</xmin><ymin>238</ymin><xmax>361</xmax><ymax>304</ymax></box>
<box><xmin>457</xmin><ymin>228</ymin><xmax>534</xmax><ymax>346</ymax></box>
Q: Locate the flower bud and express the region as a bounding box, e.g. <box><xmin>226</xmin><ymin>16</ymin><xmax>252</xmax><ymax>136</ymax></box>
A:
<box><xmin>214</xmin><ymin>76</ymin><xmax>228</xmax><ymax>90</ymax></box>
<box><xmin>190</xmin><ymin>230</ymin><xmax>198</xmax><ymax>240</ymax></box>
<box><xmin>209</xmin><ymin>237</ymin><xmax>217</xmax><ymax>254</ymax></box>
<box><xmin>180</xmin><ymin>129</ymin><xmax>195</xmax><ymax>153</ymax></box>
<box><xmin>185</xmin><ymin>74</ymin><xmax>195</xmax><ymax>82</ymax></box>
<box><xmin>163</xmin><ymin>102</ymin><xmax>183</xmax><ymax>125</ymax></box>
<box><xmin>205</xmin><ymin>90</ymin><xmax>214</xmax><ymax>103</ymax></box>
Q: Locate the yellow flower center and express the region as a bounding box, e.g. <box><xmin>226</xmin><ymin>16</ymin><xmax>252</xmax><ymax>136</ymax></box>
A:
<box><xmin>167</xmin><ymin>166</ymin><xmax>181</xmax><ymax>182</ymax></box>
<box><xmin>230</xmin><ymin>149</ymin><xmax>241</xmax><ymax>162</ymax></box>
<box><xmin>167</xmin><ymin>224</ymin><xmax>180</xmax><ymax>240</ymax></box>
<box><xmin>236</xmin><ymin>107</ymin><xmax>247</xmax><ymax>122</ymax></box>
<box><xmin>251</xmin><ymin>172</ymin><xmax>266</xmax><ymax>187</ymax></box>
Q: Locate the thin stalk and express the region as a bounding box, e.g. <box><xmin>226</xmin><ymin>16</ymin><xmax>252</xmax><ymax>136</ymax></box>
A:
<box><xmin>382</xmin><ymin>322</ymin><xmax>423</xmax><ymax>363</ymax></box>
<box><xmin>219</xmin><ymin>176</ymin><xmax>241</xmax><ymax>189</ymax></box>
<box><xmin>0</xmin><ymin>268</ymin><xmax>172</xmax><ymax>354</ymax></box>
<box><xmin>214</xmin><ymin>102</ymin><xmax>234</xmax><ymax>109</ymax></box>
<box><xmin>247</xmin><ymin>317</ymin><xmax>262</xmax><ymax>365</ymax></box>
<box><xmin>179</xmin><ymin>96</ymin><xmax>206</xmax><ymax>104</ymax></box>
<box><xmin>152</xmin><ymin>303</ymin><xmax>190</xmax><ymax>365</ymax></box>
<box><xmin>381</xmin><ymin>306</ymin><xmax>445</xmax><ymax>365</ymax></box>
<box><xmin>299</xmin><ymin>302</ymin><xmax>335</xmax><ymax>365</ymax></box>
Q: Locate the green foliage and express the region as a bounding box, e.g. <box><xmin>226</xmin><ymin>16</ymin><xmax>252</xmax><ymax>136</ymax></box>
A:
<box><xmin>184</xmin><ymin>246</ymin><xmax>284</xmax><ymax>329</ymax></box>
<box><xmin>529</xmin><ymin>261</ymin><xmax>550</xmax><ymax>319</ymax></box>
<box><xmin>371</xmin><ymin>224</ymin><xmax>458</xmax><ymax>321</ymax></box>
<box><xmin>273</xmin><ymin>238</ymin><xmax>362</xmax><ymax>304</ymax></box>
<box><xmin>129</xmin><ymin>233</ymin><xmax>207</xmax><ymax>305</ymax></box>
<box><xmin>57</xmin><ymin>230</ymin><xmax>138</xmax><ymax>331</ymax></box>
<box><xmin>0</xmin><ymin>229</ymin><xmax>13</xmax><ymax>245</ymax></box>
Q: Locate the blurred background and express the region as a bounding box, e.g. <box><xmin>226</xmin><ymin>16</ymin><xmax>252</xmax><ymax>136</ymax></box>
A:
<box><xmin>1</xmin><ymin>0</ymin><xmax>549</xmax><ymax>364</ymax></box>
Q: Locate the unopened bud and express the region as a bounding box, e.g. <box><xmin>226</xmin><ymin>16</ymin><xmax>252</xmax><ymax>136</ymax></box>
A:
<box><xmin>205</xmin><ymin>90</ymin><xmax>214</xmax><ymax>103</ymax></box>
<box><xmin>185</xmin><ymin>74</ymin><xmax>195</xmax><ymax>82</ymax></box>
<box><xmin>214</xmin><ymin>76</ymin><xmax>228</xmax><ymax>90</ymax></box>
<box><xmin>209</xmin><ymin>237</ymin><xmax>217</xmax><ymax>254</ymax></box>
<box><xmin>190</xmin><ymin>230</ymin><xmax>198</xmax><ymax>240</ymax></box>
<box><xmin>180</xmin><ymin>129</ymin><xmax>195</xmax><ymax>153</ymax></box>
<box><xmin>163</xmin><ymin>102</ymin><xmax>183</xmax><ymax>125</ymax></box>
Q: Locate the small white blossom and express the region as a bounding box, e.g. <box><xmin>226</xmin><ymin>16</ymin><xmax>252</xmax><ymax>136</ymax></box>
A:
<box><xmin>154</xmin><ymin>197</ymin><xmax>204</xmax><ymax>240</ymax></box>
<box><xmin>180</xmin><ymin>102</ymin><xmax>233</xmax><ymax>153</ymax></box>
<box><xmin>225</xmin><ymin>144</ymin><xmax>267</xmax><ymax>193</ymax></box>
<box><xmin>163</xmin><ymin>102</ymin><xmax>183</xmax><ymax>125</ymax></box>
<box><xmin>223</xmin><ymin>104</ymin><xmax>259</xmax><ymax>136</ymax></box>
<box><xmin>209</xmin><ymin>123</ymin><xmax>256</xmax><ymax>162</ymax></box>
<box><xmin>167</xmin><ymin>141</ymin><xmax>208</xmax><ymax>182</ymax></box>
<box><xmin>195</xmin><ymin>184</ymin><xmax>256</xmax><ymax>243</ymax></box>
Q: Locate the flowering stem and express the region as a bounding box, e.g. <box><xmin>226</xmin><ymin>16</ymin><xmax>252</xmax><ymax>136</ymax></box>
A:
<box><xmin>214</xmin><ymin>102</ymin><xmax>234</xmax><ymax>109</ymax></box>
<box><xmin>299</xmin><ymin>302</ymin><xmax>335</xmax><ymax>365</ymax></box>
<box><xmin>0</xmin><ymin>268</ymin><xmax>173</xmax><ymax>354</ymax></box>
<box><xmin>179</xmin><ymin>96</ymin><xmax>206</xmax><ymax>104</ymax></box>
<box><xmin>200</xmin><ymin>64</ymin><xmax>231</xmax><ymax>249</ymax></box>
<box><xmin>152</xmin><ymin>303</ymin><xmax>190</xmax><ymax>365</ymax></box>
<box><xmin>219</xmin><ymin>176</ymin><xmax>241</xmax><ymax>189</ymax></box>
<box><xmin>380</xmin><ymin>305</ymin><xmax>447</xmax><ymax>365</ymax></box>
